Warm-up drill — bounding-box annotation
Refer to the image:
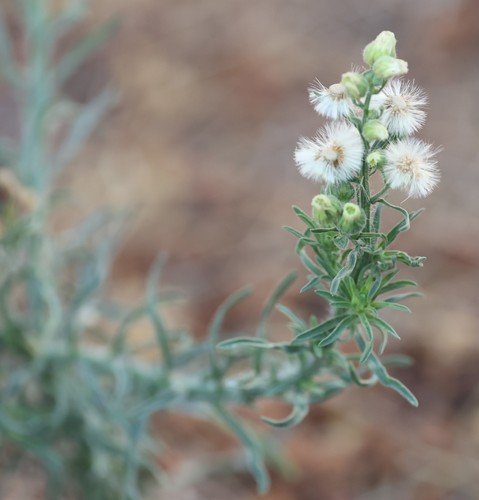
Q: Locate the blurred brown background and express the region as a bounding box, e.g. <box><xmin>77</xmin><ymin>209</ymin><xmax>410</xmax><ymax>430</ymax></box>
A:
<box><xmin>11</xmin><ymin>0</ymin><xmax>479</xmax><ymax>498</ymax></box>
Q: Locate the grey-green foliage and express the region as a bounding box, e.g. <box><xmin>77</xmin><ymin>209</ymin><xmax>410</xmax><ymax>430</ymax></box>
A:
<box><xmin>0</xmin><ymin>4</ymin><xmax>425</xmax><ymax>500</ymax></box>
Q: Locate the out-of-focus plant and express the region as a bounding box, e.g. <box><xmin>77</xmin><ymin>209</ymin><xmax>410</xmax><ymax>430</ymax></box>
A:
<box><xmin>0</xmin><ymin>1</ymin><xmax>438</xmax><ymax>496</ymax></box>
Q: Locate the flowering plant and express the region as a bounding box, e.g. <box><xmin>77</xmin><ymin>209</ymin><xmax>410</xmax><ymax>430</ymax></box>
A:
<box><xmin>0</xmin><ymin>11</ymin><xmax>438</xmax><ymax>498</ymax></box>
<box><xmin>288</xmin><ymin>30</ymin><xmax>439</xmax><ymax>403</ymax></box>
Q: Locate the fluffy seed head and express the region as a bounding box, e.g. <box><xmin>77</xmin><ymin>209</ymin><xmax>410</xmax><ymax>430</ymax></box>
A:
<box><xmin>295</xmin><ymin>123</ymin><xmax>364</xmax><ymax>185</ymax></box>
<box><xmin>384</xmin><ymin>138</ymin><xmax>440</xmax><ymax>198</ymax></box>
<box><xmin>378</xmin><ymin>80</ymin><xmax>428</xmax><ymax>136</ymax></box>
<box><xmin>308</xmin><ymin>81</ymin><xmax>352</xmax><ymax>119</ymax></box>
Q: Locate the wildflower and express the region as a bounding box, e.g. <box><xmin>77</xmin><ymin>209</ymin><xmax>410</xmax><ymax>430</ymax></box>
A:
<box><xmin>372</xmin><ymin>56</ymin><xmax>408</xmax><ymax>80</ymax></box>
<box><xmin>295</xmin><ymin>123</ymin><xmax>364</xmax><ymax>184</ymax></box>
<box><xmin>378</xmin><ymin>80</ymin><xmax>427</xmax><ymax>136</ymax></box>
<box><xmin>384</xmin><ymin>139</ymin><xmax>440</xmax><ymax>198</ymax></box>
<box><xmin>309</xmin><ymin>81</ymin><xmax>351</xmax><ymax>119</ymax></box>
<box><xmin>363</xmin><ymin>31</ymin><xmax>397</xmax><ymax>66</ymax></box>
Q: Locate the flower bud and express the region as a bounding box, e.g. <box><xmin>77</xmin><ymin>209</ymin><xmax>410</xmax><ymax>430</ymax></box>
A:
<box><xmin>362</xmin><ymin>120</ymin><xmax>389</xmax><ymax>142</ymax></box>
<box><xmin>338</xmin><ymin>203</ymin><xmax>366</xmax><ymax>234</ymax></box>
<box><xmin>311</xmin><ymin>194</ymin><xmax>341</xmax><ymax>227</ymax></box>
<box><xmin>372</xmin><ymin>56</ymin><xmax>408</xmax><ymax>80</ymax></box>
<box><xmin>341</xmin><ymin>72</ymin><xmax>368</xmax><ymax>99</ymax></box>
<box><xmin>363</xmin><ymin>31</ymin><xmax>397</xmax><ymax>66</ymax></box>
<box><xmin>327</xmin><ymin>182</ymin><xmax>355</xmax><ymax>202</ymax></box>
<box><xmin>366</xmin><ymin>151</ymin><xmax>385</xmax><ymax>168</ymax></box>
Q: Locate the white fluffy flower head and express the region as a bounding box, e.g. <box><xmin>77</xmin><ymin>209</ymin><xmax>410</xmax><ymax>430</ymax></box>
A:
<box><xmin>377</xmin><ymin>80</ymin><xmax>427</xmax><ymax>136</ymax></box>
<box><xmin>384</xmin><ymin>138</ymin><xmax>440</xmax><ymax>198</ymax></box>
<box><xmin>308</xmin><ymin>81</ymin><xmax>352</xmax><ymax>119</ymax></box>
<box><xmin>295</xmin><ymin>123</ymin><xmax>364</xmax><ymax>184</ymax></box>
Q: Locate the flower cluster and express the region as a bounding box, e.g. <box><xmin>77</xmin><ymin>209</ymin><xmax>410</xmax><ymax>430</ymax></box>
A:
<box><xmin>295</xmin><ymin>31</ymin><xmax>440</xmax><ymax>199</ymax></box>
<box><xmin>283</xmin><ymin>31</ymin><xmax>440</xmax><ymax>410</ymax></box>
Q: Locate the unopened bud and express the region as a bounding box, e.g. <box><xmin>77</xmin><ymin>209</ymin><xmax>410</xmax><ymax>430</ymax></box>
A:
<box><xmin>363</xmin><ymin>31</ymin><xmax>397</xmax><ymax>66</ymax></box>
<box><xmin>327</xmin><ymin>182</ymin><xmax>355</xmax><ymax>202</ymax></box>
<box><xmin>372</xmin><ymin>56</ymin><xmax>408</xmax><ymax>80</ymax></box>
<box><xmin>363</xmin><ymin>120</ymin><xmax>389</xmax><ymax>142</ymax></box>
<box><xmin>341</xmin><ymin>72</ymin><xmax>368</xmax><ymax>99</ymax></box>
<box><xmin>338</xmin><ymin>203</ymin><xmax>366</xmax><ymax>234</ymax></box>
<box><xmin>311</xmin><ymin>194</ymin><xmax>341</xmax><ymax>227</ymax></box>
<box><xmin>366</xmin><ymin>151</ymin><xmax>385</xmax><ymax>168</ymax></box>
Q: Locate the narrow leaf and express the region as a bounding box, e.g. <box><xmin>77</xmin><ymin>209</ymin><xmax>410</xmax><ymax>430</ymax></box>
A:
<box><xmin>330</xmin><ymin>250</ymin><xmax>357</xmax><ymax>295</ymax></box>
<box><xmin>319</xmin><ymin>316</ymin><xmax>355</xmax><ymax>347</ymax></box>
<box><xmin>214</xmin><ymin>404</ymin><xmax>270</xmax><ymax>493</ymax></box>
<box><xmin>358</xmin><ymin>314</ymin><xmax>374</xmax><ymax>363</ymax></box>
<box><xmin>368</xmin><ymin>316</ymin><xmax>401</xmax><ymax>340</ymax></box>
<box><xmin>292</xmin><ymin>314</ymin><xmax>349</xmax><ymax>344</ymax></box>
<box><xmin>261</xmin><ymin>396</ymin><xmax>309</xmax><ymax>428</ymax></box>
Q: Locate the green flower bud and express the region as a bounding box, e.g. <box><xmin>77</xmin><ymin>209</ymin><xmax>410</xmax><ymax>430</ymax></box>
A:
<box><xmin>341</xmin><ymin>72</ymin><xmax>368</xmax><ymax>99</ymax></box>
<box><xmin>311</xmin><ymin>194</ymin><xmax>341</xmax><ymax>227</ymax></box>
<box><xmin>363</xmin><ymin>31</ymin><xmax>397</xmax><ymax>66</ymax></box>
<box><xmin>363</xmin><ymin>120</ymin><xmax>389</xmax><ymax>142</ymax></box>
<box><xmin>327</xmin><ymin>182</ymin><xmax>355</xmax><ymax>202</ymax></box>
<box><xmin>366</xmin><ymin>151</ymin><xmax>385</xmax><ymax>168</ymax></box>
<box><xmin>372</xmin><ymin>56</ymin><xmax>408</xmax><ymax>80</ymax></box>
<box><xmin>338</xmin><ymin>203</ymin><xmax>366</xmax><ymax>234</ymax></box>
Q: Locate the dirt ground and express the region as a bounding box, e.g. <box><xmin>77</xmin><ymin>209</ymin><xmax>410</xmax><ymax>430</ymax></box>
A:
<box><xmin>5</xmin><ymin>0</ymin><xmax>479</xmax><ymax>498</ymax></box>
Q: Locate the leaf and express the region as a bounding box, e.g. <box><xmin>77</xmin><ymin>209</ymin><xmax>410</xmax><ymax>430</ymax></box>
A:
<box><xmin>146</xmin><ymin>255</ymin><xmax>172</xmax><ymax>369</ymax></box>
<box><xmin>368</xmin><ymin>316</ymin><xmax>401</xmax><ymax>340</ymax></box>
<box><xmin>387</xmin><ymin>207</ymin><xmax>424</xmax><ymax>245</ymax></box>
<box><xmin>214</xmin><ymin>404</ymin><xmax>270</xmax><ymax>493</ymax></box>
<box><xmin>373</xmin><ymin>302</ymin><xmax>411</xmax><ymax>313</ymax></box>
<box><xmin>330</xmin><ymin>250</ymin><xmax>357</xmax><ymax>295</ymax></box>
<box><xmin>53</xmin><ymin>89</ymin><xmax>117</xmax><ymax>172</ymax></box>
<box><xmin>257</xmin><ymin>271</ymin><xmax>297</xmax><ymax>340</ymax></box>
<box><xmin>333</xmin><ymin>234</ymin><xmax>348</xmax><ymax>250</ymax></box>
<box><xmin>261</xmin><ymin>395</ymin><xmax>309</xmax><ymax>428</ymax></box>
<box><xmin>377</xmin><ymin>199</ymin><xmax>423</xmax><ymax>245</ymax></box>
<box><xmin>372</xmin><ymin>202</ymin><xmax>383</xmax><ymax>232</ymax></box>
<box><xmin>318</xmin><ymin>315</ymin><xmax>356</xmax><ymax>347</ymax></box>
<box><xmin>370</xmin><ymin>357</ymin><xmax>418</xmax><ymax>407</ymax></box>
<box><xmin>208</xmin><ymin>288</ymin><xmax>252</xmax><ymax>370</ymax></box>
<box><xmin>217</xmin><ymin>337</ymin><xmax>277</xmax><ymax>351</ymax></box>
<box><xmin>275</xmin><ymin>304</ymin><xmax>307</xmax><ymax>331</ymax></box>
<box><xmin>355</xmin><ymin>337</ymin><xmax>418</xmax><ymax>406</ymax></box>
<box><xmin>300</xmin><ymin>276</ymin><xmax>322</xmax><ymax>293</ymax></box>
<box><xmin>364</xmin><ymin>267</ymin><xmax>382</xmax><ymax>300</ymax></box>
<box><xmin>282</xmin><ymin>225</ymin><xmax>305</xmax><ymax>239</ymax></box>
<box><xmin>292</xmin><ymin>206</ymin><xmax>316</xmax><ymax>229</ymax></box>
<box><xmin>377</xmin><ymin>279</ymin><xmax>417</xmax><ymax>296</ymax></box>
<box><xmin>292</xmin><ymin>314</ymin><xmax>349</xmax><ymax>344</ymax></box>
<box><xmin>56</xmin><ymin>17</ymin><xmax>119</xmax><ymax>84</ymax></box>
<box><xmin>383</xmin><ymin>292</ymin><xmax>422</xmax><ymax>302</ymax></box>
<box><xmin>358</xmin><ymin>314</ymin><xmax>374</xmax><ymax>363</ymax></box>
<box><xmin>299</xmin><ymin>251</ymin><xmax>324</xmax><ymax>276</ymax></box>
<box><xmin>310</xmin><ymin>228</ymin><xmax>338</xmax><ymax>235</ymax></box>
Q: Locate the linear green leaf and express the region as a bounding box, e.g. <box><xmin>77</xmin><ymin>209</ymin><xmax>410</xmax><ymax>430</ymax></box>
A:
<box><xmin>292</xmin><ymin>314</ymin><xmax>349</xmax><ymax>344</ymax></box>
<box><xmin>319</xmin><ymin>316</ymin><xmax>356</xmax><ymax>347</ymax></box>
<box><xmin>261</xmin><ymin>396</ymin><xmax>309</xmax><ymax>428</ymax></box>
<box><xmin>214</xmin><ymin>404</ymin><xmax>270</xmax><ymax>493</ymax></box>
<box><xmin>330</xmin><ymin>250</ymin><xmax>357</xmax><ymax>295</ymax></box>
<box><xmin>368</xmin><ymin>316</ymin><xmax>401</xmax><ymax>340</ymax></box>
